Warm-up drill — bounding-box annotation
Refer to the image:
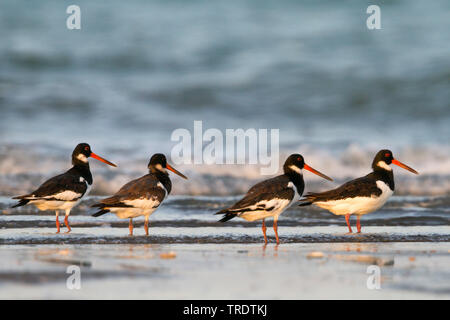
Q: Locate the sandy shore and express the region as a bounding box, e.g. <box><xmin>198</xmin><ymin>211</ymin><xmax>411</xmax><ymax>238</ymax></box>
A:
<box><xmin>0</xmin><ymin>239</ymin><xmax>448</xmax><ymax>299</ymax></box>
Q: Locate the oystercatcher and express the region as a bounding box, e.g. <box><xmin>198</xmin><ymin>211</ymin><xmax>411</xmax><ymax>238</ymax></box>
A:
<box><xmin>215</xmin><ymin>154</ymin><xmax>333</xmax><ymax>244</ymax></box>
<box><xmin>299</xmin><ymin>149</ymin><xmax>418</xmax><ymax>233</ymax></box>
<box><xmin>91</xmin><ymin>153</ymin><xmax>187</xmax><ymax>236</ymax></box>
<box><xmin>11</xmin><ymin>143</ymin><xmax>117</xmax><ymax>233</ymax></box>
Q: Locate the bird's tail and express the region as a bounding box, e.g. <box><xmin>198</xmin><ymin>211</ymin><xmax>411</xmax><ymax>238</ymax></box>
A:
<box><xmin>298</xmin><ymin>200</ymin><xmax>313</xmax><ymax>207</ymax></box>
<box><xmin>298</xmin><ymin>193</ymin><xmax>317</xmax><ymax>207</ymax></box>
<box><xmin>11</xmin><ymin>194</ymin><xmax>32</xmax><ymax>208</ymax></box>
<box><xmin>92</xmin><ymin>209</ymin><xmax>110</xmax><ymax>217</ymax></box>
<box><xmin>91</xmin><ymin>203</ymin><xmax>110</xmax><ymax>217</ymax></box>
<box><xmin>11</xmin><ymin>198</ymin><xmax>30</xmax><ymax>208</ymax></box>
<box><xmin>215</xmin><ymin>209</ymin><xmax>237</xmax><ymax>222</ymax></box>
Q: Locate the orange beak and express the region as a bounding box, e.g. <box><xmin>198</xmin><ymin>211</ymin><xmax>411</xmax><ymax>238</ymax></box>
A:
<box><xmin>166</xmin><ymin>163</ymin><xmax>188</xmax><ymax>179</ymax></box>
<box><xmin>304</xmin><ymin>164</ymin><xmax>333</xmax><ymax>181</ymax></box>
<box><xmin>391</xmin><ymin>159</ymin><xmax>418</xmax><ymax>174</ymax></box>
<box><xmin>90</xmin><ymin>152</ymin><xmax>117</xmax><ymax>167</ymax></box>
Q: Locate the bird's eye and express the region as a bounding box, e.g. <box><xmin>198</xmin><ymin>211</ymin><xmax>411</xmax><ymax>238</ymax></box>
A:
<box><xmin>297</xmin><ymin>157</ymin><xmax>301</xmax><ymax>161</ymax></box>
<box><xmin>85</xmin><ymin>147</ymin><xmax>89</xmax><ymax>151</ymax></box>
<box><xmin>385</xmin><ymin>153</ymin><xmax>390</xmax><ymax>158</ymax></box>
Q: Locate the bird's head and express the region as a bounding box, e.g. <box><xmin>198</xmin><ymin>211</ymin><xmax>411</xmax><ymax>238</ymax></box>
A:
<box><xmin>148</xmin><ymin>153</ymin><xmax>187</xmax><ymax>179</ymax></box>
<box><xmin>72</xmin><ymin>143</ymin><xmax>117</xmax><ymax>167</ymax></box>
<box><xmin>283</xmin><ymin>154</ymin><xmax>332</xmax><ymax>181</ymax></box>
<box><xmin>372</xmin><ymin>149</ymin><xmax>418</xmax><ymax>174</ymax></box>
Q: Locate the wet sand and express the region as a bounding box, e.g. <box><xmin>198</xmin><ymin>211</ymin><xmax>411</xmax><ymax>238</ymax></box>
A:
<box><xmin>1</xmin><ymin>225</ymin><xmax>450</xmax><ymax>244</ymax></box>
<box><xmin>0</xmin><ymin>230</ymin><xmax>449</xmax><ymax>299</ymax></box>
<box><xmin>1</xmin><ymin>196</ymin><xmax>449</xmax><ymax>299</ymax></box>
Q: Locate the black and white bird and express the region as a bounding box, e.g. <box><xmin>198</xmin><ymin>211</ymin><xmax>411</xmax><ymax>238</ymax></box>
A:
<box><xmin>91</xmin><ymin>153</ymin><xmax>187</xmax><ymax>236</ymax></box>
<box><xmin>12</xmin><ymin>143</ymin><xmax>117</xmax><ymax>233</ymax></box>
<box><xmin>299</xmin><ymin>149</ymin><xmax>418</xmax><ymax>233</ymax></box>
<box><xmin>215</xmin><ymin>154</ymin><xmax>333</xmax><ymax>244</ymax></box>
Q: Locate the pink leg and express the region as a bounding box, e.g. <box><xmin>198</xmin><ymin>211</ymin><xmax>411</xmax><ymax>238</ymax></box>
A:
<box><xmin>129</xmin><ymin>218</ymin><xmax>133</xmax><ymax>236</ymax></box>
<box><xmin>144</xmin><ymin>217</ymin><xmax>149</xmax><ymax>236</ymax></box>
<box><xmin>56</xmin><ymin>215</ymin><xmax>61</xmax><ymax>234</ymax></box>
<box><xmin>345</xmin><ymin>214</ymin><xmax>353</xmax><ymax>233</ymax></box>
<box><xmin>356</xmin><ymin>215</ymin><xmax>361</xmax><ymax>233</ymax></box>
<box><xmin>262</xmin><ymin>219</ymin><xmax>267</xmax><ymax>244</ymax></box>
<box><xmin>64</xmin><ymin>215</ymin><xmax>71</xmax><ymax>233</ymax></box>
<box><xmin>273</xmin><ymin>219</ymin><xmax>280</xmax><ymax>245</ymax></box>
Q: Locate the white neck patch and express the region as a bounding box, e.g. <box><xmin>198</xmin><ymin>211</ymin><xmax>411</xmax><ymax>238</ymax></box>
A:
<box><xmin>289</xmin><ymin>165</ymin><xmax>302</xmax><ymax>174</ymax></box>
<box><xmin>377</xmin><ymin>161</ymin><xmax>392</xmax><ymax>171</ymax></box>
<box><xmin>155</xmin><ymin>163</ymin><xmax>166</xmax><ymax>173</ymax></box>
<box><xmin>77</xmin><ymin>153</ymin><xmax>88</xmax><ymax>163</ymax></box>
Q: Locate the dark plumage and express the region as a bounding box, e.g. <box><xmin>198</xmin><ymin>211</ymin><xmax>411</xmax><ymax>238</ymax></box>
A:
<box><xmin>13</xmin><ymin>167</ymin><xmax>90</xmax><ymax>205</ymax></box>
<box><xmin>300</xmin><ymin>171</ymin><xmax>388</xmax><ymax>204</ymax></box>
<box><xmin>91</xmin><ymin>153</ymin><xmax>187</xmax><ymax>236</ymax></box>
<box><xmin>11</xmin><ymin>143</ymin><xmax>116</xmax><ymax>233</ymax></box>
<box><xmin>299</xmin><ymin>149</ymin><xmax>418</xmax><ymax>233</ymax></box>
<box><xmin>216</xmin><ymin>175</ymin><xmax>296</xmax><ymax>222</ymax></box>
<box><xmin>215</xmin><ymin>154</ymin><xmax>332</xmax><ymax>244</ymax></box>
<box><xmin>92</xmin><ymin>174</ymin><xmax>168</xmax><ymax>214</ymax></box>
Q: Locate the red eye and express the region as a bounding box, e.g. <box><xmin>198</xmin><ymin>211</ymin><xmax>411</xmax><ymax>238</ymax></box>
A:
<box><xmin>297</xmin><ymin>157</ymin><xmax>301</xmax><ymax>161</ymax></box>
<box><xmin>385</xmin><ymin>153</ymin><xmax>390</xmax><ymax>157</ymax></box>
<box><xmin>85</xmin><ymin>147</ymin><xmax>89</xmax><ymax>151</ymax></box>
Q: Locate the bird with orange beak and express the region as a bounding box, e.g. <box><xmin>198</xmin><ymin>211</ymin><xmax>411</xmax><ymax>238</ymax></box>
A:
<box><xmin>92</xmin><ymin>153</ymin><xmax>187</xmax><ymax>236</ymax></box>
<box><xmin>299</xmin><ymin>149</ymin><xmax>419</xmax><ymax>233</ymax></box>
<box><xmin>12</xmin><ymin>143</ymin><xmax>117</xmax><ymax>233</ymax></box>
<box><xmin>216</xmin><ymin>154</ymin><xmax>333</xmax><ymax>244</ymax></box>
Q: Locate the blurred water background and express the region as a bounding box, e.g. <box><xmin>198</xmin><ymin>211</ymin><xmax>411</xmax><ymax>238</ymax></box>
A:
<box><xmin>0</xmin><ymin>0</ymin><xmax>449</xmax><ymax>197</ymax></box>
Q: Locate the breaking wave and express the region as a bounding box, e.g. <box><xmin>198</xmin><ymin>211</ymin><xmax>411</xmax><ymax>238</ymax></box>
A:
<box><xmin>1</xmin><ymin>143</ymin><xmax>449</xmax><ymax>196</ymax></box>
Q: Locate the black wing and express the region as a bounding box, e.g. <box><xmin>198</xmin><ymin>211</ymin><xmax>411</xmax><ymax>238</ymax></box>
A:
<box><xmin>13</xmin><ymin>171</ymin><xmax>87</xmax><ymax>203</ymax></box>
<box><xmin>216</xmin><ymin>175</ymin><xmax>294</xmax><ymax>216</ymax></box>
<box><xmin>92</xmin><ymin>174</ymin><xmax>166</xmax><ymax>215</ymax></box>
<box><xmin>302</xmin><ymin>173</ymin><xmax>381</xmax><ymax>203</ymax></box>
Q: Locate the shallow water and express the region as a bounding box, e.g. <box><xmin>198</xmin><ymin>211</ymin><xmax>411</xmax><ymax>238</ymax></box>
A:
<box><xmin>1</xmin><ymin>226</ymin><xmax>450</xmax><ymax>245</ymax></box>
<box><xmin>1</xmin><ymin>195</ymin><xmax>449</xmax><ymax>300</ymax></box>
<box><xmin>1</xmin><ymin>193</ymin><xmax>449</xmax><ymax>244</ymax></box>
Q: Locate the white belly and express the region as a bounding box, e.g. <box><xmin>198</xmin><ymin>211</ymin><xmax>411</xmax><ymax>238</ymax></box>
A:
<box><xmin>108</xmin><ymin>196</ymin><xmax>163</xmax><ymax>219</ymax></box>
<box><xmin>29</xmin><ymin>183</ymin><xmax>90</xmax><ymax>213</ymax></box>
<box><xmin>314</xmin><ymin>181</ymin><xmax>393</xmax><ymax>215</ymax></box>
<box><xmin>110</xmin><ymin>208</ymin><xmax>157</xmax><ymax>219</ymax></box>
<box><xmin>122</xmin><ymin>198</ymin><xmax>161</xmax><ymax>210</ymax></box>
<box><xmin>32</xmin><ymin>200</ymin><xmax>79</xmax><ymax>211</ymax></box>
<box><xmin>239</xmin><ymin>183</ymin><xmax>300</xmax><ymax>222</ymax></box>
<box><xmin>240</xmin><ymin>206</ymin><xmax>287</xmax><ymax>221</ymax></box>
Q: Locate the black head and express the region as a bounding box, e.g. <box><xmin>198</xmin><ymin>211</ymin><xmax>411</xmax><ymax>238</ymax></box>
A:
<box><xmin>283</xmin><ymin>154</ymin><xmax>305</xmax><ymax>174</ymax></box>
<box><xmin>148</xmin><ymin>153</ymin><xmax>187</xmax><ymax>179</ymax></box>
<box><xmin>283</xmin><ymin>154</ymin><xmax>332</xmax><ymax>181</ymax></box>
<box><xmin>72</xmin><ymin>143</ymin><xmax>93</xmax><ymax>166</ymax></box>
<box><xmin>148</xmin><ymin>153</ymin><xmax>167</xmax><ymax>170</ymax></box>
<box><xmin>372</xmin><ymin>149</ymin><xmax>418</xmax><ymax>174</ymax></box>
<box><xmin>372</xmin><ymin>149</ymin><xmax>394</xmax><ymax>170</ymax></box>
<box><xmin>72</xmin><ymin>143</ymin><xmax>117</xmax><ymax>167</ymax></box>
